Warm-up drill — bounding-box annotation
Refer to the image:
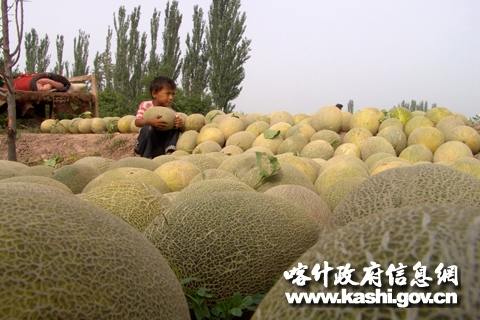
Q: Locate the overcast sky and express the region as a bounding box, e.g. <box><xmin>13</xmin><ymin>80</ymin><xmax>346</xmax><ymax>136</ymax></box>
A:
<box><xmin>19</xmin><ymin>0</ymin><xmax>480</xmax><ymax>116</ymax></box>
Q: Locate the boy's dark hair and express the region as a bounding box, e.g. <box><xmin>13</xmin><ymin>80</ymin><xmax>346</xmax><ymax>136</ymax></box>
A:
<box><xmin>149</xmin><ymin>76</ymin><xmax>176</xmax><ymax>95</ymax></box>
<box><xmin>336</xmin><ymin>103</ymin><xmax>343</xmax><ymax>110</ymax></box>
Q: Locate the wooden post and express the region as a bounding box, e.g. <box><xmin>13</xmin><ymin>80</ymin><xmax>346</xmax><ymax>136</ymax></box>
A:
<box><xmin>90</xmin><ymin>74</ymin><xmax>99</xmax><ymax>117</ymax></box>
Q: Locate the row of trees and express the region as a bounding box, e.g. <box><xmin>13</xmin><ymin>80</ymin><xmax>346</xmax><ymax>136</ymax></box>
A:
<box><xmin>22</xmin><ymin>0</ymin><xmax>251</xmax><ymax>116</ymax></box>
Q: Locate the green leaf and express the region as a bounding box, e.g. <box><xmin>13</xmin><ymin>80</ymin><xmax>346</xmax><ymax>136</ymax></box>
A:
<box><xmin>263</xmin><ymin>129</ymin><xmax>280</xmax><ymax>139</ymax></box>
<box><xmin>229</xmin><ymin>308</ymin><xmax>243</xmax><ymax>317</ymax></box>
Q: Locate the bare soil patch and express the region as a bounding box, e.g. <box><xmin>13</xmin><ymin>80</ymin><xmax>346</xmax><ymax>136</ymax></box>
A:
<box><xmin>0</xmin><ymin>132</ymin><xmax>138</xmax><ymax>166</ymax></box>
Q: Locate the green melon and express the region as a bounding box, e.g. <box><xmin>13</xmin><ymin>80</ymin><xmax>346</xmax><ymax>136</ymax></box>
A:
<box><xmin>74</xmin><ymin>156</ymin><xmax>114</xmax><ymax>173</ymax></box>
<box><xmin>388</xmin><ymin>106</ymin><xmax>412</xmax><ymax>125</ymax></box>
<box><xmin>310</xmin><ymin>130</ymin><xmax>342</xmax><ymax>148</ymax></box>
<box><xmin>19</xmin><ymin>165</ymin><xmax>54</xmax><ymax>177</ymax></box>
<box><xmin>192</xmin><ymin>141</ymin><xmax>222</xmax><ymax>154</ymax></box>
<box><xmin>83</xmin><ymin>167</ymin><xmax>169</xmax><ymax>193</ymax></box>
<box><xmin>154</xmin><ymin>160</ymin><xmax>201</xmax><ymax>191</ymax></box>
<box><xmin>313</xmin><ymin>106</ymin><xmax>343</xmax><ymax>132</ymax></box>
<box><xmin>277</xmin><ymin>135</ymin><xmax>309</xmax><ymax>155</ymax></box>
<box><xmin>246</xmin><ymin>121</ymin><xmax>270</xmax><ymax>136</ymax></box>
<box><xmin>143</xmin><ymin>107</ymin><xmax>176</xmax><ymax>131</ymax></box>
<box><xmin>408</xmin><ymin>127</ymin><xmax>445</xmax><ymax>153</ymax></box>
<box><xmin>343</xmin><ymin>127</ymin><xmax>372</xmax><ymax>148</ymax></box>
<box><xmin>190</xmin><ymin>169</ymin><xmax>239</xmax><ymax>184</ymax></box>
<box><xmin>300</xmin><ymin>140</ymin><xmax>334</xmax><ymax>159</ymax></box>
<box><xmin>0</xmin><ymin>175</ymin><xmax>72</xmax><ymax>193</ymax></box>
<box><xmin>333</xmin><ymin>164</ymin><xmax>480</xmax><ymax>227</ymax></box>
<box><xmin>77</xmin><ymin>118</ymin><xmax>93</xmax><ymax>134</ymax></box>
<box><xmin>445</xmin><ymin>125</ymin><xmax>480</xmax><ymax>154</ymax></box>
<box><xmin>285</xmin><ymin>124</ymin><xmax>316</xmax><ymax>141</ymax></box>
<box><xmin>197</xmin><ymin>127</ymin><xmax>225</xmax><ymax>146</ymax></box>
<box><xmin>144</xmin><ymin>191</ymin><xmax>320</xmax><ymax>301</ymax></box>
<box><xmin>434</xmin><ymin>141</ymin><xmax>473</xmax><ymax>163</ymax></box>
<box><xmin>218</xmin><ymin>116</ymin><xmax>245</xmax><ymax>139</ymax></box>
<box><xmin>350</xmin><ymin>108</ymin><xmax>384</xmax><ymax>134</ymax></box>
<box><xmin>118</xmin><ymin>115</ymin><xmax>135</xmax><ymax>133</ymax></box>
<box><xmin>451</xmin><ymin>157</ymin><xmax>480</xmax><ymax>180</ymax></box>
<box><xmin>226</xmin><ymin>131</ymin><xmax>256</xmax><ymax>151</ymax></box>
<box><xmin>269</xmin><ymin>111</ymin><xmax>294</xmax><ymax>125</ymax></box>
<box><xmin>253</xmin><ymin>204</ymin><xmax>479</xmax><ymax>320</ymax></box>
<box><xmin>333</xmin><ymin>143</ymin><xmax>360</xmax><ymax>158</ymax></box>
<box><xmin>109</xmin><ymin>157</ymin><xmax>160</xmax><ymax>171</ymax></box>
<box><xmin>221</xmin><ymin>145</ymin><xmax>244</xmax><ymax>156</ymax></box>
<box><xmin>359</xmin><ymin>136</ymin><xmax>396</xmax><ymax>160</ymax></box>
<box><xmin>404</xmin><ymin>116</ymin><xmax>434</xmax><ymax>136</ymax></box>
<box><xmin>40</xmin><ymin>119</ymin><xmax>57</xmax><ymax>133</ymax></box>
<box><xmin>78</xmin><ymin>181</ymin><xmax>170</xmax><ymax>231</ymax></box>
<box><xmin>426</xmin><ymin>106</ymin><xmax>453</xmax><ymax>124</ymax></box>
<box><xmin>0</xmin><ymin>182</ymin><xmax>190</xmax><ymax>320</ymax></box>
<box><xmin>52</xmin><ymin>164</ymin><xmax>100</xmax><ymax>194</ymax></box>
<box><xmin>379</xmin><ymin>117</ymin><xmax>404</xmax><ymax>131</ymax></box>
<box><xmin>184</xmin><ymin>113</ymin><xmax>205</xmax><ymax>131</ymax></box>
<box><xmin>399</xmin><ymin>144</ymin><xmax>433</xmax><ymax>163</ymax></box>
<box><xmin>68</xmin><ymin>118</ymin><xmax>82</xmax><ymax>133</ymax></box>
<box><xmin>176</xmin><ymin>130</ymin><xmax>198</xmax><ymax>153</ymax></box>
<box><xmin>264</xmin><ymin>184</ymin><xmax>332</xmax><ymax>228</ymax></box>
<box><xmin>90</xmin><ymin>118</ymin><xmax>107</xmax><ymax>133</ymax></box>
<box><xmin>377</xmin><ymin>126</ymin><xmax>407</xmax><ymax>155</ymax></box>
<box><xmin>277</xmin><ymin>155</ymin><xmax>319</xmax><ymax>183</ymax></box>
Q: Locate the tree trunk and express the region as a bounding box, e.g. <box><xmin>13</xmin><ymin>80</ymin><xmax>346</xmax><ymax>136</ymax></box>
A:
<box><xmin>2</xmin><ymin>0</ymin><xmax>17</xmax><ymax>161</ymax></box>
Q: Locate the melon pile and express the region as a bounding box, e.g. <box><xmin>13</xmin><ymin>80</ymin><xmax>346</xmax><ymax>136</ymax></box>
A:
<box><xmin>2</xmin><ymin>105</ymin><xmax>480</xmax><ymax>319</ymax></box>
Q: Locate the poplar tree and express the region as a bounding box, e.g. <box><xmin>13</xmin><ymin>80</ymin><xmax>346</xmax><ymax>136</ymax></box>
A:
<box><xmin>36</xmin><ymin>34</ymin><xmax>50</xmax><ymax>72</ymax></box>
<box><xmin>72</xmin><ymin>30</ymin><xmax>90</xmax><ymax>76</ymax></box>
<box><xmin>207</xmin><ymin>0</ymin><xmax>251</xmax><ymax>112</ymax></box>
<box><xmin>182</xmin><ymin>5</ymin><xmax>209</xmax><ymax>98</ymax></box>
<box><xmin>159</xmin><ymin>1</ymin><xmax>182</xmax><ymax>81</ymax></box>
<box><xmin>24</xmin><ymin>28</ymin><xmax>38</xmax><ymax>73</ymax></box>
<box><xmin>54</xmin><ymin>34</ymin><xmax>65</xmax><ymax>75</ymax></box>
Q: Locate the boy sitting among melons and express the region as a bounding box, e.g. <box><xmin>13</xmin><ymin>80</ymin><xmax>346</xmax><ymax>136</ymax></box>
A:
<box><xmin>134</xmin><ymin>76</ymin><xmax>185</xmax><ymax>158</ymax></box>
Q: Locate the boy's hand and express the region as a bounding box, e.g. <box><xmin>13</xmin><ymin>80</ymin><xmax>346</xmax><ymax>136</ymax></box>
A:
<box><xmin>174</xmin><ymin>114</ymin><xmax>184</xmax><ymax>129</ymax></box>
<box><xmin>148</xmin><ymin>117</ymin><xmax>169</xmax><ymax>129</ymax></box>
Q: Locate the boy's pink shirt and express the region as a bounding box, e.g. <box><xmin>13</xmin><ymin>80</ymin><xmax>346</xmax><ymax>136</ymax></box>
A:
<box><xmin>135</xmin><ymin>100</ymin><xmax>153</xmax><ymax>120</ymax></box>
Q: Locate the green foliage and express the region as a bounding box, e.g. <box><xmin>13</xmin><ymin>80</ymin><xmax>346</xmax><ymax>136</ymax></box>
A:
<box><xmin>347</xmin><ymin>99</ymin><xmax>354</xmax><ymax>113</ymax></box>
<box><xmin>98</xmin><ymin>89</ymin><xmax>132</xmax><ymax>117</ymax></box>
<box><xmin>182</xmin><ymin>5</ymin><xmax>209</xmax><ymax>98</ymax></box>
<box><xmin>159</xmin><ymin>1</ymin><xmax>183</xmax><ymax>81</ymax></box>
<box><xmin>147</xmin><ymin>9</ymin><xmax>161</xmax><ymax>78</ymax></box>
<box><xmin>395</xmin><ymin>99</ymin><xmax>432</xmax><ymax>112</ymax></box>
<box><xmin>72</xmin><ymin>30</ymin><xmax>90</xmax><ymax>76</ymax></box>
<box><xmin>37</xmin><ymin>35</ymin><xmax>50</xmax><ymax>73</ymax></box>
<box><xmin>181</xmin><ymin>277</ymin><xmax>263</xmax><ymax>320</ymax></box>
<box><xmin>263</xmin><ymin>129</ymin><xmax>280</xmax><ymax>139</ymax></box>
<box><xmin>54</xmin><ymin>35</ymin><xmax>66</xmax><ymax>75</ymax></box>
<box><xmin>173</xmin><ymin>88</ymin><xmax>213</xmax><ymax>114</ymax></box>
<box><xmin>24</xmin><ymin>28</ymin><xmax>38</xmax><ymax>73</ymax></box>
<box><xmin>207</xmin><ymin>0</ymin><xmax>251</xmax><ymax>112</ymax></box>
<box><xmin>43</xmin><ymin>154</ymin><xmax>63</xmax><ymax>168</ymax></box>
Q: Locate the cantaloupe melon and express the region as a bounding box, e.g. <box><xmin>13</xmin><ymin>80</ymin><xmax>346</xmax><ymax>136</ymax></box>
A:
<box><xmin>426</xmin><ymin>106</ymin><xmax>453</xmax><ymax>124</ymax></box>
<box><xmin>0</xmin><ymin>175</ymin><xmax>72</xmax><ymax>193</ymax></box>
<box><xmin>343</xmin><ymin>127</ymin><xmax>372</xmax><ymax>148</ymax></box>
<box><xmin>226</xmin><ymin>131</ymin><xmax>256</xmax><ymax>151</ymax></box>
<box><xmin>90</xmin><ymin>118</ymin><xmax>107</xmax><ymax>133</ymax></box>
<box><xmin>276</xmin><ymin>154</ymin><xmax>319</xmax><ymax>183</ymax></box>
<box><xmin>152</xmin><ymin>155</ymin><xmax>177</xmax><ymax>167</ymax></box>
<box><xmin>184</xmin><ymin>113</ymin><xmax>206</xmax><ymax>131</ymax></box>
<box><xmin>436</xmin><ymin>115</ymin><xmax>466</xmax><ymax>136</ymax></box>
<box><xmin>246</xmin><ymin>121</ymin><xmax>270</xmax><ymax>137</ymax></box>
<box><xmin>334</xmin><ymin>143</ymin><xmax>360</xmax><ymax>158</ymax></box>
<box><xmin>83</xmin><ymin>167</ymin><xmax>170</xmax><ymax>194</ymax></box>
<box><xmin>142</xmin><ymin>107</ymin><xmax>176</xmax><ymax>131</ymax></box>
<box><xmin>269</xmin><ymin>122</ymin><xmax>292</xmax><ymax>138</ymax></box>
<box><xmin>277</xmin><ymin>135</ymin><xmax>308</xmax><ymax>155</ymax></box>
<box><xmin>205</xmin><ymin>109</ymin><xmax>225</xmax><ymax>123</ymax></box>
<box><xmin>379</xmin><ymin>117</ymin><xmax>404</xmax><ymax>131</ymax></box>
<box><xmin>252</xmin><ymin>132</ymin><xmax>284</xmax><ymax>154</ymax></box>
<box><xmin>408</xmin><ymin>127</ymin><xmax>445</xmax><ymax>153</ymax></box>
<box><xmin>176</xmin><ymin>130</ymin><xmax>198</xmax><ymax>153</ymax></box>
<box><xmin>377</xmin><ymin>126</ymin><xmax>407</xmax><ymax>154</ymax></box>
<box><xmin>445</xmin><ymin>125</ymin><xmax>480</xmax><ymax>154</ymax></box>
<box><xmin>109</xmin><ymin>157</ymin><xmax>160</xmax><ymax>171</ymax></box>
<box><xmin>341</xmin><ymin>111</ymin><xmax>352</xmax><ymax>131</ymax></box>
<box><xmin>221</xmin><ymin>145</ymin><xmax>244</xmax><ymax>156</ymax></box>
<box><xmin>154</xmin><ymin>160</ymin><xmax>201</xmax><ymax>191</ymax></box>
<box><xmin>180</xmin><ymin>154</ymin><xmax>222</xmax><ymax>171</ymax></box>
<box><xmin>144</xmin><ymin>191</ymin><xmax>320</xmax><ymax>300</ymax></box>
<box><xmin>190</xmin><ymin>169</ymin><xmax>239</xmax><ymax>184</ymax></box>
<box><xmin>399</xmin><ymin>144</ymin><xmax>433</xmax><ymax>163</ymax></box>
<box><xmin>74</xmin><ymin>156</ymin><xmax>114</xmax><ymax>173</ymax></box>
<box><xmin>433</xmin><ymin>141</ymin><xmax>473</xmax><ymax>163</ymax></box>
<box><xmin>404</xmin><ymin>116</ymin><xmax>434</xmax><ymax>136</ymax></box>
<box><xmin>333</xmin><ymin>164</ymin><xmax>480</xmax><ymax>227</ymax></box>
<box><xmin>78</xmin><ymin>180</ymin><xmax>170</xmax><ymax>231</ymax></box>
<box><xmin>313</xmin><ymin>106</ymin><xmax>343</xmax><ymax>132</ymax></box>
<box><xmin>285</xmin><ymin>124</ymin><xmax>316</xmax><ymax>140</ymax></box>
<box><xmin>300</xmin><ymin>140</ymin><xmax>334</xmax><ymax>159</ymax></box>
<box><xmin>451</xmin><ymin>157</ymin><xmax>480</xmax><ymax>180</ymax></box>
<box><xmin>217</xmin><ymin>116</ymin><xmax>245</xmax><ymax>139</ymax></box>
<box><xmin>40</xmin><ymin>119</ymin><xmax>57</xmax><ymax>133</ymax></box>
<box><xmin>77</xmin><ymin>118</ymin><xmax>93</xmax><ymax>134</ymax></box>
<box><xmin>52</xmin><ymin>164</ymin><xmax>100</xmax><ymax>194</ymax></box>
<box><xmin>310</xmin><ymin>130</ymin><xmax>342</xmax><ymax>149</ymax></box>
<box><xmin>388</xmin><ymin>106</ymin><xmax>411</xmax><ymax>125</ymax></box>
<box><xmin>19</xmin><ymin>165</ymin><xmax>54</xmax><ymax>177</ymax></box>
<box><xmin>0</xmin><ymin>182</ymin><xmax>190</xmax><ymax>320</ymax></box>
<box><xmin>350</xmin><ymin>108</ymin><xmax>384</xmax><ymax>134</ymax></box>
<box><xmin>68</xmin><ymin>118</ymin><xmax>82</xmax><ymax>133</ymax></box>
<box><xmin>359</xmin><ymin>136</ymin><xmax>396</xmax><ymax>160</ymax></box>
<box><xmin>197</xmin><ymin>127</ymin><xmax>225</xmax><ymax>146</ymax></box>
<box><xmin>192</xmin><ymin>141</ymin><xmax>222</xmax><ymax>154</ymax></box>
<box><xmin>118</xmin><ymin>115</ymin><xmax>136</xmax><ymax>133</ymax></box>
<box><xmin>253</xmin><ymin>204</ymin><xmax>479</xmax><ymax>319</ymax></box>
<box><xmin>269</xmin><ymin>111</ymin><xmax>294</xmax><ymax>125</ymax></box>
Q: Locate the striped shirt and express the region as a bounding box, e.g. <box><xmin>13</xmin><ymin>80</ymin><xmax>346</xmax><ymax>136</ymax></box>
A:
<box><xmin>135</xmin><ymin>100</ymin><xmax>154</xmax><ymax>120</ymax></box>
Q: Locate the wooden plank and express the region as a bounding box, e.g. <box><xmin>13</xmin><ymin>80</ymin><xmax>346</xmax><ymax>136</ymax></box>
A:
<box><xmin>68</xmin><ymin>75</ymin><xmax>92</xmax><ymax>83</ymax></box>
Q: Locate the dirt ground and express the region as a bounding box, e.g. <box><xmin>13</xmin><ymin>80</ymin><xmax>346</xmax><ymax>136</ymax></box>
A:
<box><xmin>0</xmin><ymin>132</ymin><xmax>139</xmax><ymax>166</ymax></box>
